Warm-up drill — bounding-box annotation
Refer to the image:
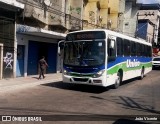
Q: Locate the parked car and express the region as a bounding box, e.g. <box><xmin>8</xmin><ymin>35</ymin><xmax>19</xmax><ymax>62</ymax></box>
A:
<box><xmin>152</xmin><ymin>56</ymin><xmax>160</xmax><ymax>69</ymax></box>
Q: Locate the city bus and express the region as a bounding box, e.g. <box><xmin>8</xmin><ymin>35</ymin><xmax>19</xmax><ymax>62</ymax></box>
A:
<box><xmin>62</xmin><ymin>29</ymin><xmax>152</xmax><ymax>88</ymax></box>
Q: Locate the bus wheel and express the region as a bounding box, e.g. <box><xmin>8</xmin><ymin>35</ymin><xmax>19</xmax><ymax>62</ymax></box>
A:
<box><xmin>139</xmin><ymin>68</ymin><xmax>144</xmax><ymax>80</ymax></box>
<box><xmin>113</xmin><ymin>72</ymin><xmax>121</xmax><ymax>89</ymax></box>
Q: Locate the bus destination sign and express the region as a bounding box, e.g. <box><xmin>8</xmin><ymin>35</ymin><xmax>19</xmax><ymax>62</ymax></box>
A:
<box><xmin>66</xmin><ymin>31</ymin><xmax>106</xmax><ymax>41</ymax></box>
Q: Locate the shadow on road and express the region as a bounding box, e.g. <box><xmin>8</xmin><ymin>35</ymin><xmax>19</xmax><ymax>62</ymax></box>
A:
<box><xmin>32</xmin><ymin>77</ymin><xmax>39</xmax><ymax>80</ymax></box>
<box><xmin>0</xmin><ymin>107</ymin><xmax>151</xmax><ymax>123</ymax></box>
<box><xmin>41</xmin><ymin>81</ymin><xmax>111</xmax><ymax>94</ymax></box>
<box><xmin>119</xmin><ymin>96</ymin><xmax>160</xmax><ymax>115</ymax></box>
<box><xmin>90</xmin><ymin>95</ymin><xmax>160</xmax><ymax>115</ymax></box>
<box><xmin>113</xmin><ymin>119</ymin><xmax>149</xmax><ymax>124</ymax></box>
<box><xmin>0</xmin><ymin>107</ymin><xmax>152</xmax><ymax>123</ymax></box>
<box><xmin>152</xmin><ymin>68</ymin><xmax>160</xmax><ymax>71</ymax></box>
<box><xmin>41</xmin><ymin>76</ymin><xmax>141</xmax><ymax>94</ymax></box>
<box><xmin>108</xmin><ymin>96</ymin><xmax>160</xmax><ymax>115</ymax></box>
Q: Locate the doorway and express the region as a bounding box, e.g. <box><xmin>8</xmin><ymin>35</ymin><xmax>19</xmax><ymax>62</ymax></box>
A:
<box><xmin>16</xmin><ymin>45</ymin><xmax>25</xmax><ymax>77</ymax></box>
<box><xmin>27</xmin><ymin>41</ymin><xmax>57</xmax><ymax>75</ymax></box>
<box><xmin>0</xmin><ymin>43</ymin><xmax>3</xmax><ymax>79</ymax></box>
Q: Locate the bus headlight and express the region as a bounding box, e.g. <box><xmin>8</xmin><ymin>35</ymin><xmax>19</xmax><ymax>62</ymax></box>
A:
<box><xmin>93</xmin><ymin>70</ymin><xmax>105</xmax><ymax>78</ymax></box>
<box><xmin>63</xmin><ymin>69</ymin><xmax>70</xmax><ymax>75</ymax></box>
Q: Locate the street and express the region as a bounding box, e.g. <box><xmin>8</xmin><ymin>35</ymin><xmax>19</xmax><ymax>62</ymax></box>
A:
<box><xmin>0</xmin><ymin>70</ymin><xmax>160</xmax><ymax>123</ymax></box>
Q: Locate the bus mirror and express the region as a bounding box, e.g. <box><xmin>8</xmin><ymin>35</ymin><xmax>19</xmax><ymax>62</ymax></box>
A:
<box><xmin>58</xmin><ymin>47</ymin><xmax>60</xmax><ymax>54</ymax></box>
<box><xmin>58</xmin><ymin>40</ymin><xmax>65</xmax><ymax>54</ymax></box>
<box><xmin>110</xmin><ymin>40</ymin><xmax>115</xmax><ymax>48</ymax></box>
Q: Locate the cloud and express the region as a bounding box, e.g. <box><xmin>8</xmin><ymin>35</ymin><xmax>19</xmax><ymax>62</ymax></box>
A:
<box><xmin>155</xmin><ymin>0</ymin><xmax>160</xmax><ymax>3</ymax></box>
<box><xmin>137</xmin><ymin>0</ymin><xmax>159</xmax><ymax>4</ymax></box>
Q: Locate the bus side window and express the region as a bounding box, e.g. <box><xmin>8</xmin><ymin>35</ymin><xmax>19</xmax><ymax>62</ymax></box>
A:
<box><xmin>141</xmin><ymin>44</ymin><xmax>145</xmax><ymax>56</ymax></box>
<box><xmin>145</xmin><ymin>45</ymin><xmax>148</xmax><ymax>57</ymax></box>
<box><xmin>147</xmin><ymin>46</ymin><xmax>152</xmax><ymax>57</ymax></box>
<box><xmin>131</xmin><ymin>41</ymin><xmax>136</xmax><ymax>56</ymax></box>
<box><xmin>124</xmin><ymin>39</ymin><xmax>130</xmax><ymax>56</ymax></box>
<box><xmin>117</xmin><ymin>37</ymin><xmax>123</xmax><ymax>56</ymax></box>
<box><xmin>136</xmin><ymin>43</ymin><xmax>141</xmax><ymax>56</ymax></box>
<box><xmin>108</xmin><ymin>38</ymin><xmax>116</xmax><ymax>61</ymax></box>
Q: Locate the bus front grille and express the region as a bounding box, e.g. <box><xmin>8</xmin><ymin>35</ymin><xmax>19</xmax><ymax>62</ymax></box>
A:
<box><xmin>73</xmin><ymin>78</ymin><xmax>89</xmax><ymax>82</ymax></box>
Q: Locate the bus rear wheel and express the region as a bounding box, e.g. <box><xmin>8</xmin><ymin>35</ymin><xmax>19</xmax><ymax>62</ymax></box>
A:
<box><xmin>113</xmin><ymin>72</ymin><xmax>121</xmax><ymax>89</ymax></box>
<box><xmin>139</xmin><ymin>68</ymin><xmax>144</xmax><ymax>80</ymax></box>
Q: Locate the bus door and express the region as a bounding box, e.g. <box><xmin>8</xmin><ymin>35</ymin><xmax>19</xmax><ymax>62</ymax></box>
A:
<box><xmin>107</xmin><ymin>36</ymin><xmax>116</xmax><ymax>62</ymax></box>
<box><xmin>107</xmin><ymin>36</ymin><xmax>117</xmax><ymax>85</ymax></box>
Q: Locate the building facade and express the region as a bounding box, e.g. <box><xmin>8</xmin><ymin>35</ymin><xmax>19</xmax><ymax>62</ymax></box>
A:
<box><xmin>82</xmin><ymin>0</ymin><xmax>126</xmax><ymax>31</ymax></box>
<box><xmin>137</xmin><ymin>4</ymin><xmax>160</xmax><ymax>45</ymax></box>
<box><xmin>1</xmin><ymin>0</ymin><xmax>159</xmax><ymax>79</ymax></box>
<box><xmin>16</xmin><ymin>0</ymin><xmax>67</xmax><ymax>77</ymax></box>
<box><xmin>16</xmin><ymin>25</ymin><xmax>66</xmax><ymax>77</ymax></box>
<box><xmin>83</xmin><ymin>0</ymin><xmax>102</xmax><ymax>29</ymax></box>
<box><xmin>0</xmin><ymin>0</ymin><xmax>24</xmax><ymax>79</ymax></box>
<box><xmin>122</xmin><ymin>0</ymin><xmax>140</xmax><ymax>37</ymax></box>
<box><xmin>108</xmin><ymin>0</ymin><xmax>125</xmax><ymax>31</ymax></box>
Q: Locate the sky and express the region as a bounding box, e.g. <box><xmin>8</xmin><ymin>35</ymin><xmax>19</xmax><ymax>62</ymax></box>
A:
<box><xmin>138</xmin><ymin>0</ymin><xmax>160</xmax><ymax>4</ymax></box>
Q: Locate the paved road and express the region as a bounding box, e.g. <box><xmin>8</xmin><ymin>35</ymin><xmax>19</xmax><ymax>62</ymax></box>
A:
<box><xmin>0</xmin><ymin>70</ymin><xmax>160</xmax><ymax>124</ymax></box>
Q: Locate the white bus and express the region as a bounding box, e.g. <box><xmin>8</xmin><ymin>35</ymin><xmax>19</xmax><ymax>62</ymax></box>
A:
<box><xmin>62</xmin><ymin>29</ymin><xmax>152</xmax><ymax>88</ymax></box>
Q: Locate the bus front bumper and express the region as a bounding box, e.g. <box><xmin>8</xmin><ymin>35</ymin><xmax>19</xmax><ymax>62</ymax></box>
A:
<box><xmin>62</xmin><ymin>75</ymin><xmax>106</xmax><ymax>86</ymax></box>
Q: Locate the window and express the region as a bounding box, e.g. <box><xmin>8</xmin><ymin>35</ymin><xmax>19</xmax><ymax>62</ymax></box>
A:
<box><xmin>117</xmin><ymin>37</ymin><xmax>123</xmax><ymax>56</ymax></box>
<box><xmin>108</xmin><ymin>38</ymin><xmax>116</xmax><ymax>62</ymax></box>
<box><xmin>136</xmin><ymin>43</ymin><xmax>141</xmax><ymax>56</ymax></box>
<box><xmin>147</xmin><ymin>46</ymin><xmax>152</xmax><ymax>57</ymax></box>
<box><xmin>140</xmin><ymin>44</ymin><xmax>143</xmax><ymax>56</ymax></box>
<box><xmin>108</xmin><ymin>8</ymin><xmax>110</xmax><ymax>14</ymax></box>
<box><xmin>131</xmin><ymin>41</ymin><xmax>136</xmax><ymax>56</ymax></box>
<box><xmin>144</xmin><ymin>45</ymin><xmax>148</xmax><ymax>57</ymax></box>
<box><xmin>124</xmin><ymin>39</ymin><xmax>130</xmax><ymax>56</ymax></box>
<box><xmin>141</xmin><ymin>44</ymin><xmax>145</xmax><ymax>56</ymax></box>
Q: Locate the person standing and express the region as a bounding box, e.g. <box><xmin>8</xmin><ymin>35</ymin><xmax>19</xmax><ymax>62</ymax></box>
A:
<box><xmin>38</xmin><ymin>56</ymin><xmax>48</xmax><ymax>79</ymax></box>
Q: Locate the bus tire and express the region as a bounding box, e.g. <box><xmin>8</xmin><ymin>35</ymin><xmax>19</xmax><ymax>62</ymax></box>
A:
<box><xmin>113</xmin><ymin>72</ymin><xmax>121</xmax><ymax>89</ymax></box>
<box><xmin>139</xmin><ymin>67</ymin><xmax>144</xmax><ymax>80</ymax></box>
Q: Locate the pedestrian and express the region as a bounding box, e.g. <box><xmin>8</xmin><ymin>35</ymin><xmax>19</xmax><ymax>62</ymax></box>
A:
<box><xmin>38</xmin><ymin>56</ymin><xmax>48</xmax><ymax>80</ymax></box>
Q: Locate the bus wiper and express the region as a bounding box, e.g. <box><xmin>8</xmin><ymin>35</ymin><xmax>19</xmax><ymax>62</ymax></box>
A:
<box><xmin>83</xmin><ymin>58</ymin><xmax>94</xmax><ymax>61</ymax></box>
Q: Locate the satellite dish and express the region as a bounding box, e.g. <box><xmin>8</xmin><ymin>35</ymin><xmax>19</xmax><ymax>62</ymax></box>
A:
<box><xmin>44</xmin><ymin>0</ymin><xmax>51</xmax><ymax>6</ymax></box>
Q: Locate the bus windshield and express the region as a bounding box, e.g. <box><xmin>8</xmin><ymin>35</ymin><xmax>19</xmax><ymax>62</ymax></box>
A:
<box><xmin>64</xmin><ymin>40</ymin><xmax>105</xmax><ymax>66</ymax></box>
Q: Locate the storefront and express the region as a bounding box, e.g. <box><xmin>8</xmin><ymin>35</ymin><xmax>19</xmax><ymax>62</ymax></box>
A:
<box><xmin>16</xmin><ymin>25</ymin><xmax>66</xmax><ymax>77</ymax></box>
<box><xmin>27</xmin><ymin>41</ymin><xmax>57</xmax><ymax>75</ymax></box>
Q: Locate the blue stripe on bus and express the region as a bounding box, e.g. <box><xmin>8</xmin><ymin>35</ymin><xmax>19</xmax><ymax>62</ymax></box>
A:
<box><xmin>63</xmin><ymin>57</ymin><xmax>152</xmax><ymax>73</ymax></box>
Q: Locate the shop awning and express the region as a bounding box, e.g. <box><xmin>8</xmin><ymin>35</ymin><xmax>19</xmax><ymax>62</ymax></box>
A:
<box><xmin>16</xmin><ymin>24</ymin><xmax>66</xmax><ymax>40</ymax></box>
<box><xmin>0</xmin><ymin>0</ymin><xmax>24</xmax><ymax>10</ymax></box>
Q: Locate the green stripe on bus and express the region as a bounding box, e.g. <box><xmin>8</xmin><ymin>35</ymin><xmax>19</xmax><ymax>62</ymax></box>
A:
<box><xmin>107</xmin><ymin>62</ymin><xmax>152</xmax><ymax>75</ymax></box>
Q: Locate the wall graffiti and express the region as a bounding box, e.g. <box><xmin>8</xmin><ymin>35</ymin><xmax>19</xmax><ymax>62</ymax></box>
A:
<box><xmin>3</xmin><ymin>52</ymin><xmax>13</xmax><ymax>69</ymax></box>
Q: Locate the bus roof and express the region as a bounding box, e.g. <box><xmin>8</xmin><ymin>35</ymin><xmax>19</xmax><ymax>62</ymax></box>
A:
<box><xmin>67</xmin><ymin>29</ymin><xmax>151</xmax><ymax>46</ymax></box>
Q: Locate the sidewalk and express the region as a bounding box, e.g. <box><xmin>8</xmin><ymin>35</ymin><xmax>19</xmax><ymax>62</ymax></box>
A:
<box><xmin>0</xmin><ymin>73</ymin><xmax>62</xmax><ymax>93</ymax></box>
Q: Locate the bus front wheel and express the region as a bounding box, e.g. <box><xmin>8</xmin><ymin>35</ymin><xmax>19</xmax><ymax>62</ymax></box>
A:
<box><xmin>113</xmin><ymin>72</ymin><xmax>121</xmax><ymax>89</ymax></box>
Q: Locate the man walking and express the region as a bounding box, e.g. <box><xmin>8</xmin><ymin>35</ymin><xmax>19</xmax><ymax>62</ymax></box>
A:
<box><xmin>38</xmin><ymin>56</ymin><xmax>48</xmax><ymax>79</ymax></box>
